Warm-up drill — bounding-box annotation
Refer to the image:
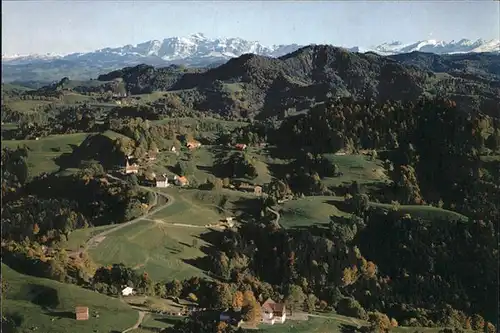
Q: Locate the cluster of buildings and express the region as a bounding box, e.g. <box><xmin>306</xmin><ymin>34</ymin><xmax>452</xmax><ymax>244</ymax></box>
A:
<box><xmin>122</xmin><ymin>141</ymin><xmax>266</xmax><ymax>194</ymax></box>
<box><xmin>75</xmin><ymin>295</ymin><xmax>286</xmax><ymax>326</ymax></box>
<box><xmin>123</xmin><ymin>158</ymin><xmax>189</xmax><ymax>188</ymax></box>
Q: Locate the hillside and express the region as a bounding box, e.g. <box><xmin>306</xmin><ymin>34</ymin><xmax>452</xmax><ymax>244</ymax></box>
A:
<box><xmin>2</xmin><ymin>264</ymin><xmax>137</xmax><ymax>333</ymax></box>
<box><xmin>9</xmin><ymin>46</ymin><xmax>499</xmax><ymax>120</ymax></box>
<box><xmin>389</xmin><ymin>52</ymin><xmax>500</xmax><ymax>84</ymax></box>
<box><xmin>97</xmin><ymin>64</ymin><xmax>206</xmax><ymax>94</ymax></box>
<box><xmin>161</xmin><ymin>45</ymin><xmax>500</xmax><ymax>118</ymax></box>
<box><xmin>1</xmin><ymin>43</ymin><xmax>499</xmax><ymax>333</ymax></box>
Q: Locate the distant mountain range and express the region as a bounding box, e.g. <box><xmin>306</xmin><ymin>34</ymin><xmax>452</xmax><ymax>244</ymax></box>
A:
<box><xmin>90</xmin><ymin>46</ymin><xmax>500</xmax><ymax>119</ymax></box>
<box><xmin>2</xmin><ymin>33</ymin><xmax>499</xmax><ymax>82</ymax></box>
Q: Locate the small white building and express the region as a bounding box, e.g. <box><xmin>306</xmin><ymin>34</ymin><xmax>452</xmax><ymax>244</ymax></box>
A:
<box><xmin>121</xmin><ymin>287</ymin><xmax>134</xmax><ymax>296</ymax></box>
<box><xmin>225</xmin><ymin>217</ymin><xmax>235</xmax><ymax>228</ymax></box>
<box><xmin>156</xmin><ymin>175</ymin><xmax>169</xmax><ymax>188</ymax></box>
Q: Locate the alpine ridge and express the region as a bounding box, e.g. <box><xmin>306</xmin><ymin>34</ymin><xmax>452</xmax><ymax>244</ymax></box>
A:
<box><xmin>2</xmin><ymin>34</ymin><xmax>499</xmax><ymax>82</ymax></box>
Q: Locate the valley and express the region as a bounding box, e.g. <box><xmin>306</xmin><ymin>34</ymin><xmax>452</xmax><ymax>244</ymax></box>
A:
<box><xmin>1</xmin><ymin>42</ymin><xmax>499</xmax><ymax>333</ymax></box>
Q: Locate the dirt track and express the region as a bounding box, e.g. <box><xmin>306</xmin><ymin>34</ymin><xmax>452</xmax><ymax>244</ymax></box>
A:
<box><xmin>122</xmin><ymin>311</ymin><xmax>145</xmax><ymax>333</ymax></box>
<box><xmin>73</xmin><ymin>174</ymin><xmax>175</xmax><ymax>255</ymax></box>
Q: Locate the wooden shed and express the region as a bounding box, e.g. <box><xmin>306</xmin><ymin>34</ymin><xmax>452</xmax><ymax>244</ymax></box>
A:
<box><xmin>75</xmin><ymin>306</ymin><xmax>89</xmax><ymax>321</ymax></box>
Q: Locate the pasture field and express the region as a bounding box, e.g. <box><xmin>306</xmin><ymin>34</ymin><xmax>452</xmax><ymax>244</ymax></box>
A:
<box><xmin>255</xmin><ymin>316</ymin><xmax>358</xmax><ymax>333</ymax></box>
<box><xmin>84</xmin><ymin>187</ymin><xmax>255</xmax><ymax>281</ymax></box>
<box><xmin>1</xmin><ymin>122</ymin><xmax>18</xmax><ymax>130</ymax></box>
<box><xmin>2</xmin><ymin>83</ymin><xmax>34</xmax><ymax>92</ymax></box>
<box><xmin>1</xmin><ymin>132</ymin><xmax>90</xmax><ymax>175</ymax></box>
<box><xmin>179</xmin><ymin>187</ymin><xmax>260</xmax><ymax>218</ymax></box>
<box><xmin>370</xmin><ymin>202</ymin><xmax>469</xmax><ymax>222</ymax></box>
<box><xmin>190</xmin><ymin>145</ymin><xmax>218</xmax><ymax>183</ymax></box>
<box><xmin>255</xmin><ymin>313</ymin><xmax>455</xmax><ymax>333</ymax></box>
<box><xmin>279</xmin><ymin>194</ymin><xmax>468</xmax><ymax>228</ymax></box>
<box><xmin>2</xmin><ymin>263</ymin><xmax>137</xmax><ymax>333</ymax></box>
<box><xmin>280</xmin><ymin>196</ymin><xmax>349</xmax><ymax>228</ymax></box>
<box><xmin>480</xmin><ymin>154</ymin><xmax>500</xmax><ymax>162</ymax></box>
<box><xmin>101</xmin><ymin>129</ymin><xmax>133</xmax><ymax>141</ymax></box>
<box><xmin>150</xmin><ymin>188</ymin><xmax>224</xmax><ymax>226</ymax></box>
<box><xmin>62</xmin><ymin>224</ymin><xmax>116</xmax><ymax>252</ymax></box>
<box><xmin>4</xmin><ymin>92</ymin><xmax>93</xmax><ymax>114</ymax></box>
<box><xmin>6</xmin><ymin>99</ymin><xmax>54</xmax><ymax>113</ymax></box>
<box><xmin>88</xmin><ymin>219</ymin><xmax>208</xmax><ymax>281</ymax></box>
<box><xmin>61</xmin><ymin>79</ymin><xmax>110</xmax><ymax>89</ymax></box>
<box><xmin>134</xmin><ymin>91</ymin><xmax>167</xmax><ymax>103</ymax></box>
<box><xmin>89</xmin><ymin>215</ymin><xmax>206</xmax><ymax>280</ymax></box>
<box><xmin>152</xmin><ymin>187</ymin><xmax>257</xmax><ymax>224</ymax></box>
<box><xmin>245</xmin><ymin>150</ymin><xmax>274</xmax><ymax>185</ymax></box>
<box><xmin>322</xmin><ymin>154</ymin><xmax>389</xmax><ymax>187</ymax></box>
<box><xmin>141</xmin><ymin>313</ymin><xmax>182</xmax><ymax>330</ymax></box>
<box><xmin>60</xmin><ymin>92</ymin><xmax>95</xmax><ymax>104</ymax></box>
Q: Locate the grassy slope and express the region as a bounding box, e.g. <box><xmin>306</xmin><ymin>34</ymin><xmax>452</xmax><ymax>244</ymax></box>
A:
<box><xmin>134</xmin><ymin>91</ymin><xmax>167</xmax><ymax>103</ymax></box>
<box><xmin>370</xmin><ymin>202</ymin><xmax>469</xmax><ymax>222</ymax></box>
<box><xmin>60</xmin><ymin>92</ymin><xmax>94</xmax><ymax>104</ymax></box>
<box><xmin>280</xmin><ymin>194</ymin><xmax>469</xmax><ymax>228</ymax></box>
<box><xmin>322</xmin><ymin>154</ymin><xmax>389</xmax><ymax>187</ymax></box>
<box><xmin>247</xmin><ymin>148</ymin><xmax>273</xmax><ymax>185</ymax></box>
<box><xmin>280</xmin><ymin>196</ymin><xmax>349</xmax><ymax>228</ymax></box>
<box><xmin>101</xmin><ymin>129</ymin><xmax>132</xmax><ymax>141</ymax></box>
<box><xmin>61</xmin><ymin>225</ymin><xmax>116</xmax><ymax>252</ymax></box>
<box><xmin>2</xmin><ymin>83</ymin><xmax>34</xmax><ymax>94</ymax></box>
<box><xmin>152</xmin><ymin>187</ymin><xmax>252</xmax><ymax>225</ymax></box>
<box><xmin>89</xmin><ymin>219</ymin><xmax>208</xmax><ymax>281</ymax></box>
<box><xmin>1</xmin><ymin>259</ymin><xmax>459</xmax><ymax>333</ymax></box>
<box><xmin>7</xmin><ymin>99</ymin><xmax>54</xmax><ymax>113</ymax></box>
<box><xmin>255</xmin><ymin>317</ymin><xmax>354</xmax><ymax>333</ymax></box>
<box><xmin>2</xmin><ymin>264</ymin><xmax>137</xmax><ymax>333</ymax></box>
<box><xmin>5</xmin><ymin>91</ymin><xmax>93</xmax><ymax>113</ymax></box>
<box><xmin>78</xmin><ymin>187</ymin><xmax>253</xmax><ymax>281</ymax></box>
<box><xmin>1</xmin><ymin>123</ymin><xmax>18</xmax><ymax>130</ymax></box>
<box><xmin>480</xmin><ymin>155</ymin><xmax>500</xmax><ymax>162</ymax></box>
<box><xmin>2</xmin><ymin>133</ymin><xmax>90</xmax><ymax>175</ymax></box>
<box><xmin>256</xmin><ymin>316</ymin><xmax>454</xmax><ymax>333</ymax></box>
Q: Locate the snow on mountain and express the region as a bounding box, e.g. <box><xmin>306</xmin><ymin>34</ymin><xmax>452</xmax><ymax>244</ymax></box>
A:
<box><xmin>68</xmin><ymin>33</ymin><xmax>293</xmax><ymax>62</ymax></box>
<box><xmin>373</xmin><ymin>38</ymin><xmax>500</xmax><ymax>55</ymax></box>
<box><xmin>2</xmin><ymin>53</ymin><xmax>62</xmax><ymax>64</ymax></box>
<box><xmin>2</xmin><ymin>35</ymin><xmax>498</xmax><ymax>68</ymax></box>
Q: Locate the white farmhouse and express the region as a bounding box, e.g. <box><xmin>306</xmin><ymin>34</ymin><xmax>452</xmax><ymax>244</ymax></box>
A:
<box><xmin>261</xmin><ymin>298</ymin><xmax>286</xmax><ymax>325</ymax></box>
<box><xmin>121</xmin><ymin>287</ymin><xmax>134</xmax><ymax>296</ymax></box>
<box><xmin>156</xmin><ymin>175</ymin><xmax>169</xmax><ymax>188</ymax></box>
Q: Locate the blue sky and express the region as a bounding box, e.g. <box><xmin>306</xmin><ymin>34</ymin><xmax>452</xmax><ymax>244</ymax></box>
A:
<box><xmin>2</xmin><ymin>1</ymin><xmax>499</xmax><ymax>55</ymax></box>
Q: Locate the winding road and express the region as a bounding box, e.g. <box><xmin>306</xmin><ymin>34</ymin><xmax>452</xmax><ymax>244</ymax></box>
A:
<box><xmin>307</xmin><ymin>312</ymin><xmax>364</xmax><ymax>328</ymax></box>
<box><xmin>266</xmin><ymin>206</ymin><xmax>282</xmax><ymax>229</ymax></box>
<box><xmin>75</xmin><ymin>174</ymin><xmax>175</xmax><ymax>255</ymax></box>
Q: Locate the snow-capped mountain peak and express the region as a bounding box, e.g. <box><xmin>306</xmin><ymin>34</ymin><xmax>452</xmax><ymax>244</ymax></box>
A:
<box><xmin>372</xmin><ymin>38</ymin><xmax>499</xmax><ymax>55</ymax></box>
<box><xmin>2</xmin><ymin>35</ymin><xmax>498</xmax><ymax>68</ymax></box>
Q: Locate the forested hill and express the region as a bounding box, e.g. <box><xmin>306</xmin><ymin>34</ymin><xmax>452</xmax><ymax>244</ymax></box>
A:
<box><xmin>87</xmin><ymin>45</ymin><xmax>500</xmax><ymax>118</ymax></box>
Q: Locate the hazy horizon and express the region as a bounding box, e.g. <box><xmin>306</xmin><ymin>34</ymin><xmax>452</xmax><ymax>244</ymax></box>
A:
<box><xmin>2</xmin><ymin>1</ymin><xmax>499</xmax><ymax>55</ymax></box>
